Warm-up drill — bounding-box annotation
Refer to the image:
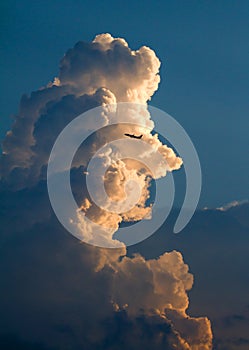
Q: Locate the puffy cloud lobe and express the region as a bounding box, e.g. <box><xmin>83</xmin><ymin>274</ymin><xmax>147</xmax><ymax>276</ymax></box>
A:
<box><xmin>0</xmin><ymin>84</ymin><xmax>67</xmax><ymax>182</ymax></box>
<box><xmin>111</xmin><ymin>250</ymin><xmax>193</xmax><ymax>314</ymax></box>
<box><xmin>59</xmin><ymin>33</ymin><xmax>161</xmax><ymax>103</ymax></box>
<box><xmin>166</xmin><ymin>309</ymin><xmax>213</xmax><ymax>350</ymax></box>
<box><xmin>0</xmin><ymin>87</ymin><xmax>111</xmax><ymax>187</ymax></box>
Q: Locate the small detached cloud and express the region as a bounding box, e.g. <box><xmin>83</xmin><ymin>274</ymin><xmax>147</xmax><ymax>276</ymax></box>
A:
<box><xmin>216</xmin><ymin>200</ymin><xmax>249</xmax><ymax>212</ymax></box>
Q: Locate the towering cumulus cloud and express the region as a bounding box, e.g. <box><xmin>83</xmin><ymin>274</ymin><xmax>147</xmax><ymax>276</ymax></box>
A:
<box><xmin>0</xmin><ymin>33</ymin><xmax>161</xmax><ymax>185</ymax></box>
<box><xmin>0</xmin><ymin>34</ymin><xmax>212</xmax><ymax>349</ymax></box>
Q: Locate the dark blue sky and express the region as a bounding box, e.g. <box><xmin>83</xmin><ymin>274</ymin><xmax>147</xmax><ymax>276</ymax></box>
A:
<box><xmin>1</xmin><ymin>0</ymin><xmax>248</xmax><ymax>207</ymax></box>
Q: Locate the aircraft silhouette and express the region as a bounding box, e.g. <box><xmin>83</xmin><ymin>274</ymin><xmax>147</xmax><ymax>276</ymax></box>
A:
<box><xmin>124</xmin><ymin>133</ymin><xmax>143</xmax><ymax>139</ymax></box>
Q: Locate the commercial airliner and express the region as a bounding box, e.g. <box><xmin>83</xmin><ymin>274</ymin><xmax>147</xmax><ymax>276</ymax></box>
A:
<box><xmin>124</xmin><ymin>133</ymin><xmax>143</xmax><ymax>139</ymax></box>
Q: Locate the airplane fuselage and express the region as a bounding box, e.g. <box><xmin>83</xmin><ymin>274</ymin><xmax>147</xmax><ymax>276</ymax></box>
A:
<box><xmin>124</xmin><ymin>133</ymin><xmax>143</xmax><ymax>139</ymax></box>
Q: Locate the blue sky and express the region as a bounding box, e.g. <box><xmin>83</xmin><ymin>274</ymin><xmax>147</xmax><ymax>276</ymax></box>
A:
<box><xmin>1</xmin><ymin>0</ymin><xmax>248</xmax><ymax>206</ymax></box>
